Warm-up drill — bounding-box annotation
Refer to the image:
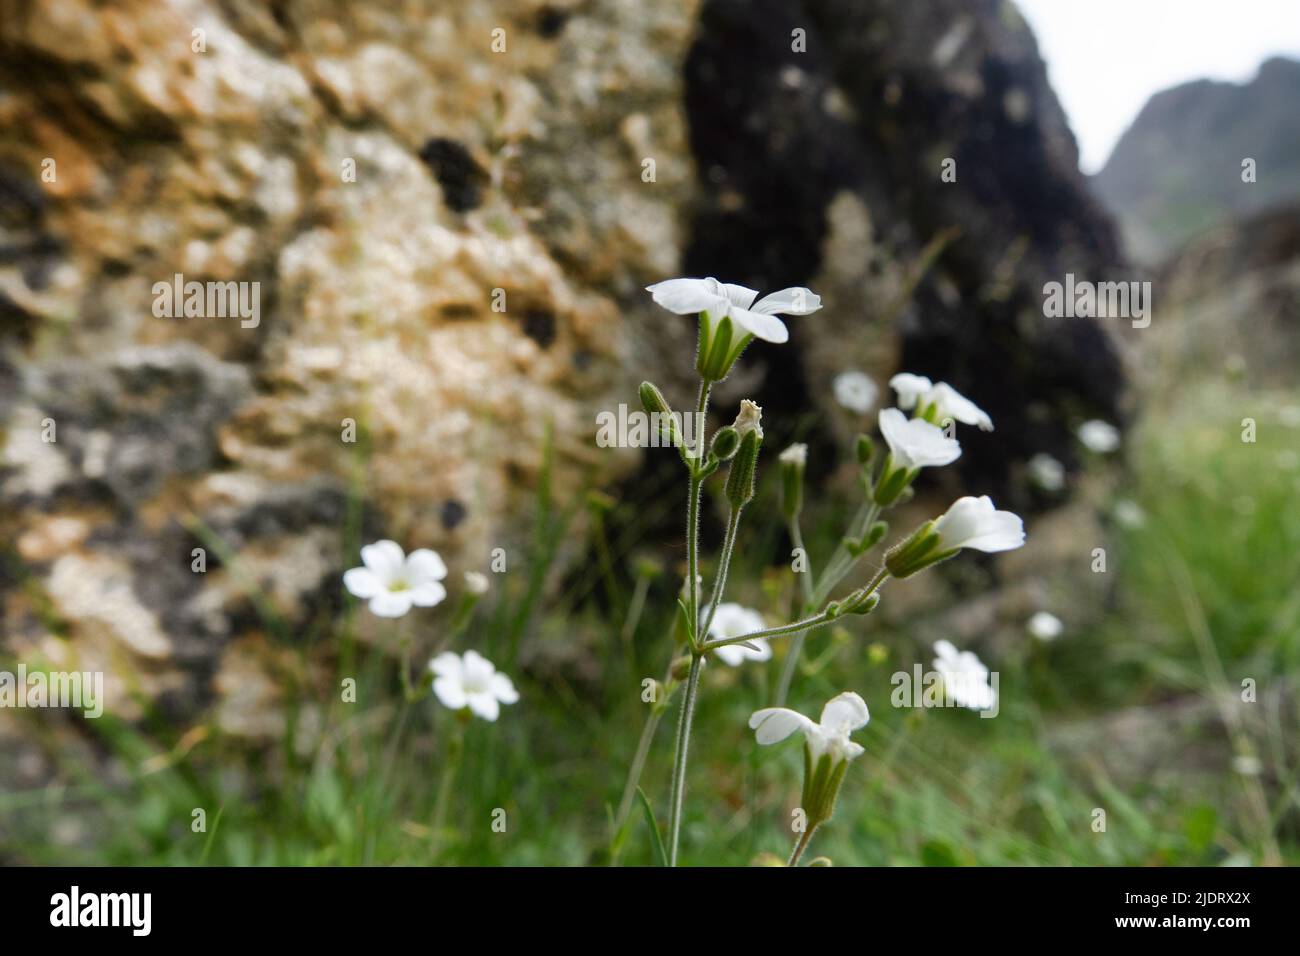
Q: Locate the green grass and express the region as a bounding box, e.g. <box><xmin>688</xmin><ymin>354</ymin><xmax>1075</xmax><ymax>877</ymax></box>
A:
<box><xmin>3</xmin><ymin>386</ymin><xmax>1298</xmax><ymax>866</ymax></box>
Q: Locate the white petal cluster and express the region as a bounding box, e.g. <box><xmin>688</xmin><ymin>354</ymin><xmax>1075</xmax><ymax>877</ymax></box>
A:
<box><xmin>646</xmin><ymin>277</ymin><xmax>821</xmax><ymax>344</ymax></box>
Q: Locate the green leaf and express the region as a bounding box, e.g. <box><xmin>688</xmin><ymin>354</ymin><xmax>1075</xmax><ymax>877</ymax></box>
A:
<box><xmin>636</xmin><ymin>787</ymin><xmax>668</xmax><ymax>868</ymax></box>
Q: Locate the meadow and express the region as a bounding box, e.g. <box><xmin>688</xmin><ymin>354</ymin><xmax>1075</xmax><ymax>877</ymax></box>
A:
<box><xmin>6</xmin><ymin>370</ymin><xmax>1296</xmax><ymax>868</ymax></box>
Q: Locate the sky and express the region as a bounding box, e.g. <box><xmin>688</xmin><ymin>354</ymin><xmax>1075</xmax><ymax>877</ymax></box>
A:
<box><xmin>1015</xmin><ymin>0</ymin><xmax>1300</xmax><ymax>173</ymax></box>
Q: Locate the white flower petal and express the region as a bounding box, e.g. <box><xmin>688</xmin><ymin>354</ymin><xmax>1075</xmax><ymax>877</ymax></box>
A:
<box><xmin>368</xmin><ymin>589</ymin><xmax>413</xmax><ymax>618</ymax></box>
<box><xmin>934</xmin><ymin>496</ymin><xmax>1025</xmax><ymax>552</ymax></box>
<box><xmin>752</xmin><ymin>287</ymin><xmax>822</xmax><ymax>315</ymax></box>
<box><xmin>819</xmin><ymin>691</ymin><xmax>870</xmax><ymax>733</ymax></box>
<box><xmin>433</xmin><ymin>676</ymin><xmax>467</xmax><ymax>710</ymax></box>
<box><xmin>461</xmin><ymin>650</ymin><xmax>495</xmax><ymax>685</ymax></box>
<box><xmin>467</xmin><ymin>692</ymin><xmax>500</xmax><ymax>722</ymax></box>
<box><xmin>726</xmin><ymin>305</ymin><xmax>790</xmax><ymax>344</ymax></box>
<box><xmin>343</xmin><ymin>567</ymin><xmax>383</xmax><ymax>599</ymax></box>
<box><xmin>930</xmin><ymin>383</ymin><xmax>993</xmax><ymax>432</ymax></box>
<box><xmin>646</xmin><ymin>277</ymin><xmax>727</xmax><ymax>315</ymax></box>
<box><xmin>490</xmin><ymin>672</ymin><xmax>519</xmax><ymax>704</ymax></box>
<box><xmin>721</xmin><ymin>283</ymin><xmax>760</xmax><ymax>309</ymax></box>
<box><xmin>360</xmin><ymin>540</ymin><xmax>406</xmax><ymax>578</ymax></box>
<box><xmin>748</xmin><ymin>707</ymin><xmax>816</xmax><ymax>745</ymax></box>
<box><xmin>889</xmin><ymin>373</ymin><xmax>933</xmax><ymax>410</ymax></box>
<box><xmin>405</xmin><ymin>548</ymin><xmax>448</xmax><ymax>583</ymax></box>
<box><xmin>428</xmin><ymin>652</ymin><xmax>463</xmax><ymax>679</ymax></box>
<box><xmin>408</xmin><ymin>580</ymin><xmax>448</xmax><ymax>608</ymax></box>
<box><xmin>878</xmin><ymin>408</ymin><xmax>961</xmax><ymax>469</ymax></box>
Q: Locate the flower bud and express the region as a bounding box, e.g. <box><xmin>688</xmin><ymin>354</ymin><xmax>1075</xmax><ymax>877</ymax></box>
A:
<box><xmin>725</xmin><ymin>427</ymin><xmax>762</xmax><ymax>510</ymax></box>
<box><xmin>855</xmin><ymin>434</ymin><xmax>875</xmax><ymax>465</ymax></box>
<box><xmin>710</xmin><ymin>426</ymin><xmax>740</xmax><ymax>462</ymax></box>
<box><xmin>841</xmin><ymin>590</ymin><xmax>880</xmax><ymax>616</ymax></box>
<box><xmin>732</xmin><ymin>399</ymin><xmax>763</xmax><ymax>440</ymax></box>
<box><xmin>639</xmin><ymin>380</ymin><xmax>672</xmax><ymax>418</ymax></box>
<box><xmin>884</xmin><ymin>519</ymin><xmax>958</xmax><ymax>578</ymax></box>
<box><xmin>779</xmin><ymin>443</ymin><xmax>807</xmax><ymax>521</ymax></box>
<box><xmin>872</xmin><ymin>454</ymin><xmax>918</xmax><ymax>506</ymax></box>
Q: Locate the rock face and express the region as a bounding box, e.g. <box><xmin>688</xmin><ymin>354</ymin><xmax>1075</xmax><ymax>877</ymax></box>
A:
<box><xmin>0</xmin><ymin>0</ymin><xmax>1123</xmax><ymax>732</ymax></box>
<box><xmin>682</xmin><ymin>0</ymin><xmax>1126</xmax><ymax>504</ymax></box>
<box><xmin>1094</xmin><ymin>56</ymin><xmax>1300</xmax><ymax>265</ymax></box>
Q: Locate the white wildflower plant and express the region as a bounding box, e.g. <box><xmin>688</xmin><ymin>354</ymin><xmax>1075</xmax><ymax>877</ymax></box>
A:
<box><xmin>430</xmin><ymin>650</ymin><xmax>519</xmax><ymax>722</ymax></box>
<box><xmin>629</xmin><ymin>275</ymin><xmax>1028</xmax><ymax>867</ymax></box>
<box><xmin>344</xmin><ymin>540</ymin><xmax>448</xmax><ymax>618</ymax></box>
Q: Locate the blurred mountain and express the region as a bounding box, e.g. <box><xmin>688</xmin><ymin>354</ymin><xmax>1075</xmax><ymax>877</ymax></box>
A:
<box><xmin>1093</xmin><ymin>57</ymin><xmax>1300</xmax><ymax>265</ymax></box>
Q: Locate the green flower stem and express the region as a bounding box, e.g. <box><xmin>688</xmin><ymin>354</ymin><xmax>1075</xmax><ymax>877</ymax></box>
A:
<box><xmin>431</xmin><ymin>720</ymin><xmax>466</xmax><ymax>856</ymax></box>
<box><xmin>812</xmin><ymin>502</ymin><xmax>882</xmax><ymax>607</ymax></box>
<box><xmin>685</xmin><ymin>380</ymin><xmax>712</xmax><ymax>645</ymax></box>
<box><xmin>776</xmin><ymin>519</ymin><xmax>815</xmax><ymax>706</ymax></box>
<box><xmin>787</xmin><ymin>822</ymin><xmax>820</xmax><ymax>867</ymax></box>
<box><xmin>699</xmin><ymin>505</ymin><xmax>743</xmax><ymax>643</ymax></box>
<box><xmin>701</xmin><ymin>567</ymin><xmax>889</xmax><ymax>652</ymax></box>
<box><xmin>666</xmin><ymin>653</ymin><xmax>703</xmax><ymax>866</ymax></box>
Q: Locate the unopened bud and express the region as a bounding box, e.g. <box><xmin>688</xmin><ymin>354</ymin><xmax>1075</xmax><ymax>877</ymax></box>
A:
<box><xmin>779</xmin><ymin>443</ymin><xmax>807</xmax><ymax>520</ymax></box>
<box><xmin>725</xmin><ymin>427</ymin><xmax>762</xmax><ymax>509</ymax></box>
<box><xmin>710</xmin><ymin>426</ymin><xmax>740</xmax><ymax>462</ymax></box>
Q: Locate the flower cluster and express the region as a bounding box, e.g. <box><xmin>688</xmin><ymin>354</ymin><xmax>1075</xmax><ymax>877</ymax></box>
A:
<box><xmin>636</xmin><ymin>276</ymin><xmax>1028</xmax><ymax>867</ymax></box>
<box><xmin>343</xmin><ymin>540</ymin><xmax>517</xmax><ymax>723</ymax></box>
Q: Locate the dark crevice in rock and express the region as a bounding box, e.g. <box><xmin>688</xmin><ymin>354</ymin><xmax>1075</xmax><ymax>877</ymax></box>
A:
<box><xmin>418</xmin><ymin>137</ymin><xmax>489</xmax><ymax>213</ymax></box>
<box><xmin>681</xmin><ymin>0</ymin><xmax>1127</xmax><ymax>507</ymax></box>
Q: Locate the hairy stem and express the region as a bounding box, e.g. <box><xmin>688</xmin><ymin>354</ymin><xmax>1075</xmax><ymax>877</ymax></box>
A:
<box><xmin>787</xmin><ymin>823</ymin><xmax>820</xmax><ymax>867</ymax></box>
<box><xmin>776</xmin><ymin>520</ymin><xmax>815</xmax><ymax>706</ymax></box>
<box><xmin>666</xmin><ymin>653</ymin><xmax>703</xmax><ymax>866</ymax></box>
<box><xmin>700</xmin><ymin>506</ymin><xmax>743</xmax><ymax>643</ymax></box>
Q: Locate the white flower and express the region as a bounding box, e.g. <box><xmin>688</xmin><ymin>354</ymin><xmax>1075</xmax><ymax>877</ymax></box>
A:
<box><xmin>749</xmin><ymin>691</ymin><xmax>869</xmax><ymax>763</ymax></box>
<box><xmin>463</xmin><ymin>570</ymin><xmax>489</xmax><ymax>595</ymax></box>
<box><xmin>1027</xmin><ymin>453</ymin><xmax>1066</xmax><ymax>491</ymax></box>
<box><xmin>928</xmin><ymin>383</ymin><xmax>994</xmax><ymax>432</ymax></box>
<box><xmin>933</xmin><ymin>495</ymin><xmax>1025</xmax><ymax>553</ymax></box>
<box><xmin>889</xmin><ymin>373</ymin><xmax>933</xmax><ymax>410</ymax></box>
<box><xmin>1027</xmin><ymin>611</ymin><xmax>1063</xmax><ymax>642</ymax></box>
<box><xmin>889</xmin><ymin>374</ymin><xmax>992</xmax><ymax>431</ymax></box>
<box><xmin>645</xmin><ymin>277</ymin><xmax>821</xmax><ymax>344</ymax></box>
<box><xmin>343</xmin><ymin>540</ymin><xmax>447</xmax><ymax>618</ymax></box>
<box><xmin>932</xmin><ymin>640</ymin><xmax>997</xmax><ymax>711</ymax></box>
<box><xmin>833</xmin><ymin>370</ymin><xmax>878</xmax><ymax>414</ymax></box>
<box><xmin>877</xmin><ymin>407</ymin><xmax>961</xmax><ymax>470</ymax></box>
<box><xmin>1112</xmin><ymin>499</ymin><xmax>1146</xmax><ymax>529</ymax></box>
<box><xmin>429</xmin><ymin>650</ymin><xmax>519</xmax><ymax>721</ymax></box>
<box><xmin>703</xmin><ymin>603</ymin><xmax>771</xmax><ymax>666</ymax></box>
<box><xmin>1078</xmin><ymin>419</ymin><xmax>1120</xmax><ymax>453</ymax></box>
<box><xmin>779</xmin><ymin>443</ymin><xmax>807</xmax><ymax>467</ymax></box>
